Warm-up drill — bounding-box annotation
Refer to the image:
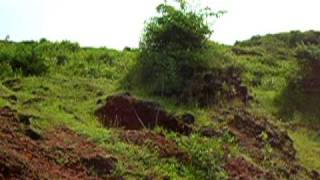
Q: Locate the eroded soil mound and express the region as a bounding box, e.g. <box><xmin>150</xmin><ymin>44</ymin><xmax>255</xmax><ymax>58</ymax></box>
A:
<box><xmin>228</xmin><ymin>110</ymin><xmax>296</xmax><ymax>161</ymax></box>
<box><xmin>178</xmin><ymin>66</ymin><xmax>252</xmax><ymax>106</ymax></box>
<box><xmin>226</xmin><ymin>109</ymin><xmax>320</xmax><ymax>179</ymax></box>
<box><xmin>0</xmin><ymin>107</ymin><xmax>118</xmax><ymax>180</ymax></box>
<box><xmin>224</xmin><ymin>156</ymin><xmax>273</xmax><ymax>180</ymax></box>
<box><xmin>95</xmin><ymin>93</ymin><xmax>192</xmax><ymax>135</ymax></box>
<box><xmin>120</xmin><ymin>130</ymin><xmax>189</xmax><ymax>162</ymax></box>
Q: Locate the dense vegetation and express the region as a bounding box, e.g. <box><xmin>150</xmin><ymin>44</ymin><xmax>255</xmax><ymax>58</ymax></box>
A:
<box><xmin>129</xmin><ymin>0</ymin><xmax>225</xmax><ymax>95</ymax></box>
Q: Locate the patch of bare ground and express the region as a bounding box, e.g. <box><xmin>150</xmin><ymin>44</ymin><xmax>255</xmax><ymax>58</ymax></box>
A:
<box><xmin>224</xmin><ymin>156</ymin><xmax>274</xmax><ymax>180</ymax></box>
<box><xmin>0</xmin><ymin>107</ymin><xmax>119</xmax><ymax>180</ymax></box>
<box><xmin>226</xmin><ymin>109</ymin><xmax>318</xmax><ymax>179</ymax></box>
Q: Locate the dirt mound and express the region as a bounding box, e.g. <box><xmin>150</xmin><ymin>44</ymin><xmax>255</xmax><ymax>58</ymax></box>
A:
<box><xmin>0</xmin><ymin>107</ymin><xmax>118</xmax><ymax>179</ymax></box>
<box><xmin>224</xmin><ymin>156</ymin><xmax>273</xmax><ymax>180</ymax></box>
<box><xmin>95</xmin><ymin>93</ymin><xmax>192</xmax><ymax>135</ymax></box>
<box><xmin>228</xmin><ymin>110</ymin><xmax>296</xmax><ymax>160</ymax></box>
<box><xmin>226</xmin><ymin>110</ymin><xmax>319</xmax><ymax>179</ymax></box>
<box><xmin>178</xmin><ymin>66</ymin><xmax>252</xmax><ymax>106</ymax></box>
<box><xmin>120</xmin><ymin>130</ymin><xmax>189</xmax><ymax>162</ymax></box>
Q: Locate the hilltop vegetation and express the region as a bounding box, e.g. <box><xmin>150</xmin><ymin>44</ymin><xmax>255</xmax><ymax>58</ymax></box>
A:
<box><xmin>0</xmin><ymin>1</ymin><xmax>320</xmax><ymax>179</ymax></box>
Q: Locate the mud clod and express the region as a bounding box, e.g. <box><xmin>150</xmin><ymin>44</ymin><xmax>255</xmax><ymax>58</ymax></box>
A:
<box><xmin>95</xmin><ymin>93</ymin><xmax>192</xmax><ymax>135</ymax></box>
<box><xmin>81</xmin><ymin>155</ymin><xmax>117</xmax><ymax>177</ymax></box>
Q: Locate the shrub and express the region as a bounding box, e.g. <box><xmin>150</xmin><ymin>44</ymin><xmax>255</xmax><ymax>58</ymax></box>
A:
<box><xmin>136</xmin><ymin>0</ymin><xmax>224</xmax><ymax>95</ymax></box>
<box><xmin>295</xmin><ymin>43</ymin><xmax>320</xmax><ymax>62</ymax></box>
<box><xmin>0</xmin><ymin>43</ymin><xmax>48</xmax><ymax>76</ymax></box>
<box><xmin>0</xmin><ymin>62</ymin><xmax>14</xmax><ymax>78</ymax></box>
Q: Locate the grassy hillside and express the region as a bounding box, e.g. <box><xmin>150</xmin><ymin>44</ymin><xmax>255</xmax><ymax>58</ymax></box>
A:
<box><xmin>0</xmin><ymin>31</ymin><xmax>319</xmax><ymax>179</ymax></box>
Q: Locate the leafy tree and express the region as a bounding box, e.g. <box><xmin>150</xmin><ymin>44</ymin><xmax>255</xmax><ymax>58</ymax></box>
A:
<box><xmin>137</xmin><ymin>0</ymin><xmax>224</xmax><ymax>95</ymax></box>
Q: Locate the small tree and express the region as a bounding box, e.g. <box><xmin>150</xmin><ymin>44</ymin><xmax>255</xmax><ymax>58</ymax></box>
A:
<box><xmin>137</xmin><ymin>0</ymin><xmax>223</xmax><ymax>95</ymax></box>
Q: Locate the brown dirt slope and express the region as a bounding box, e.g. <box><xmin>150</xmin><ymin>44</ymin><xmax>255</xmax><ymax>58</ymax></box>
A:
<box><xmin>0</xmin><ymin>107</ymin><xmax>118</xmax><ymax>180</ymax></box>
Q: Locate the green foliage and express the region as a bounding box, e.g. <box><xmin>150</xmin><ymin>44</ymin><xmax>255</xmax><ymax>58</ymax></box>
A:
<box><xmin>0</xmin><ymin>42</ymin><xmax>48</xmax><ymax>77</ymax></box>
<box><xmin>136</xmin><ymin>0</ymin><xmax>224</xmax><ymax>94</ymax></box>
<box><xmin>289</xmin><ymin>129</ymin><xmax>320</xmax><ymax>171</ymax></box>
<box><xmin>295</xmin><ymin>43</ymin><xmax>320</xmax><ymax>61</ymax></box>
<box><xmin>1</xmin><ymin>29</ymin><xmax>319</xmax><ymax>179</ymax></box>
<box><xmin>164</xmin><ymin>132</ymin><xmax>230</xmax><ymax>179</ymax></box>
<box><xmin>236</xmin><ymin>30</ymin><xmax>320</xmax><ymax>49</ymax></box>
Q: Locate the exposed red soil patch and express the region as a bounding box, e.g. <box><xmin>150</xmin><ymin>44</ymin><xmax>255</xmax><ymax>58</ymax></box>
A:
<box><xmin>0</xmin><ymin>107</ymin><xmax>118</xmax><ymax>180</ymax></box>
<box><xmin>120</xmin><ymin>130</ymin><xmax>189</xmax><ymax>162</ymax></box>
<box><xmin>228</xmin><ymin>110</ymin><xmax>296</xmax><ymax>161</ymax></box>
<box><xmin>224</xmin><ymin>156</ymin><xmax>273</xmax><ymax>180</ymax></box>
<box><xmin>95</xmin><ymin>93</ymin><xmax>192</xmax><ymax>135</ymax></box>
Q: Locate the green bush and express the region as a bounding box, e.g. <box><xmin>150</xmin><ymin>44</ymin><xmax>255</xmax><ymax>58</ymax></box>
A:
<box><xmin>0</xmin><ymin>43</ymin><xmax>48</xmax><ymax>77</ymax></box>
<box><xmin>295</xmin><ymin>43</ymin><xmax>320</xmax><ymax>61</ymax></box>
<box><xmin>136</xmin><ymin>0</ymin><xmax>224</xmax><ymax>95</ymax></box>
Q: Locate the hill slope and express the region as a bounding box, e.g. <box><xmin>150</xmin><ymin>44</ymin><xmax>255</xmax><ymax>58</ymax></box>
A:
<box><xmin>0</xmin><ymin>31</ymin><xmax>319</xmax><ymax>179</ymax></box>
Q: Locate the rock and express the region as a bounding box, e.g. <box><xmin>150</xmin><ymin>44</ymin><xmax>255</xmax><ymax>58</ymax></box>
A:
<box><xmin>25</xmin><ymin>128</ymin><xmax>42</xmax><ymax>140</ymax></box>
<box><xmin>180</xmin><ymin>113</ymin><xmax>195</xmax><ymax>124</ymax></box>
<box><xmin>81</xmin><ymin>155</ymin><xmax>117</xmax><ymax>177</ymax></box>
<box><xmin>18</xmin><ymin>113</ymin><xmax>37</xmax><ymax>125</ymax></box>
<box><xmin>199</xmin><ymin>127</ymin><xmax>223</xmax><ymax>138</ymax></box>
<box><xmin>96</xmin><ymin>98</ymin><xmax>103</xmax><ymax>105</ymax></box>
<box><xmin>95</xmin><ymin>93</ymin><xmax>192</xmax><ymax>135</ymax></box>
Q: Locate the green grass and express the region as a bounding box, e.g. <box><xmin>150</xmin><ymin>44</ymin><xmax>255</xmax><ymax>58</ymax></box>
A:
<box><xmin>1</xmin><ymin>31</ymin><xmax>320</xmax><ymax>178</ymax></box>
<box><xmin>289</xmin><ymin>129</ymin><xmax>320</xmax><ymax>171</ymax></box>
<box><xmin>0</xmin><ymin>70</ymin><xmax>232</xmax><ymax>179</ymax></box>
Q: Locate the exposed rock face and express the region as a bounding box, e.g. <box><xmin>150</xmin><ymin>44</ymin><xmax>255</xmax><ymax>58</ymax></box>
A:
<box><xmin>228</xmin><ymin>110</ymin><xmax>296</xmax><ymax>160</ymax></box>
<box><xmin>95</xmin><ymin>93</ymin><xmax>192</xmax><ymax>135</ymax></box>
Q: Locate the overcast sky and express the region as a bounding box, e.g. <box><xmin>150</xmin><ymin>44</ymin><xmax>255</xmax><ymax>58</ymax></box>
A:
<box><xmin>0</xmin><ymin>0</ymin><xmax>319</xmax><ymax>49</ymax></box>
